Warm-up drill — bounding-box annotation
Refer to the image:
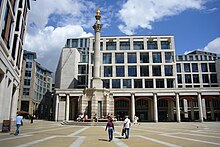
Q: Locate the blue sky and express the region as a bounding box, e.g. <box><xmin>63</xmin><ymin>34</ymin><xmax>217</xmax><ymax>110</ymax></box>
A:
<box><xmin>25</xmin><ymin>0</ymin><xmax>220</xmax><ymax>73</ymax></box>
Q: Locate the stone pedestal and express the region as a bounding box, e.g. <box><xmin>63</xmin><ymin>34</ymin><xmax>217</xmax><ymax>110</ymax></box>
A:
<box><xmin>79</xmin><ymin>88</ymin><xmax>114</xmax><ymax>119</ymax></box>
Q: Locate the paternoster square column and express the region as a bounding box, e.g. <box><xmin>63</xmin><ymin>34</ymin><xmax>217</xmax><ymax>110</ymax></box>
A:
<box><xmin>92</xmin><ymin>8</ymin><xmax>103</xmax><ymax>88</ymax></box>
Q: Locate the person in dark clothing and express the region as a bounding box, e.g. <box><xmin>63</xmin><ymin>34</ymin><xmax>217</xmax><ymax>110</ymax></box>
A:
<box><xmin>105</xmin><ymin>119</ymin><xmax>114</xmax><ymax>141</ymax></box>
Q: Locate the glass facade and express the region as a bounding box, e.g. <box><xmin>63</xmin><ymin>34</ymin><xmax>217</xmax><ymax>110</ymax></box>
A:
<box><xmin>106</xmin><ymin>42</ymin><xmax>116</xmax><ymax>50</ymax></box>
<box><xmin>127</xmin><ymin>53</ymin><xmax>136</xmax><ymax>63</ymax></box>
<box><xmin>128</xmin><ymin>66</ymin><xmax>137</xmax><ymax>77</ymax></box>
<box><xmin>115</xmin><ymin>53</ymin><xmax>124</xmax><ymax>63</ymax></box>
<box><xmin>152</xmin><ymin>52</ymin><xmax>161</xmax><ymax>63</ymax></box>
<box><xmin>120</xmin><ymin>41</ymin><xmax>130</xmax><ymax>50</ymax></box>
<box><xmin>147</xmin><ymin>41</ymin><xmax>157</xmax><ymax>49</ymax></box>
<box><xmin>133</xmin><ymin>41</ymin><xmax>144</xmax><ymax>50</ymax></box>
<box><xmin>123</xmin><ymin>79</ymin><xmax>131</xmax><ymax>88</ymax></box>
<box><xmin>103</xmin><ymin>53</ymin><xmax>112</xmax><ymax>64</ymax></box>
<box><xmin>116</xmin><ymin>66</ymin><xmax>124</xmax><ymax>77</ymax></box>
<box><xmin>140</xmin><ymin>52</ymin><xmax>149</xmax><ymax>63</ymax></box>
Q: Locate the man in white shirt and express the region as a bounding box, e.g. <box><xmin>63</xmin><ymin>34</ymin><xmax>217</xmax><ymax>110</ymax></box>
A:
<box><xmin>14</xmin><ymin>114</ymin><xmax>23</xmax><ymax>135</ymax></box>
<box><xmin>123</xmin><ymin>116</ymin><xmax>131</xmax><ymax>139</ymax></box>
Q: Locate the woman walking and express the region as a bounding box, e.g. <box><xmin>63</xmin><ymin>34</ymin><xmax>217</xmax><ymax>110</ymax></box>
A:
<box><xmin>105</xmin><ymin>119</ymin><xmax>114</xmax><ymax>142</ymax></box>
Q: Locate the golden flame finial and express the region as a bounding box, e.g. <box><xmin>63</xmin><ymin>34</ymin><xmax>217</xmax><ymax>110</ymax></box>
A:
<box><xmin>96</xmin><ymin>8</ymin><xmax>100</xmax><ymax>16</ymax></box>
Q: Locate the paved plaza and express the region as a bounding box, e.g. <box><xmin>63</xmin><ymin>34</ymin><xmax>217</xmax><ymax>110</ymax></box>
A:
<box><xmin>0</xmin><ymin>120</ymin><xmax>220</xmax><ymax>147</ymax></box>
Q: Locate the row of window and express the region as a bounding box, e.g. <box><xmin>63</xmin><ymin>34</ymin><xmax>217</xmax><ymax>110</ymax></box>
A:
<box><xmin>67</xmin><ymin>38</ymin><xmax>172</xmax><ymax>50</ymax></box>
<box><xmin>100</xmin><ymin>52</ymin><xmax>174</xmax><ymax>64</ymax></box>
<box><xmin>97</xmin><ymin>41</ymin><xmax>171</xmax><ymax>50</ymax></box>
<box><xmin>103</xmin><ymin>65</ymin><xmax>174</xmax><ymax>77</ymax></box>
<box><xmin>177</xmin><ymin>74</ymin><xmax>218</xmax><ymax>84</ymax></box>
<box><xmin>177</xmin><ymin>63</ymin><xmax>216</xmax><ymax>73</ymax></box>
<box><xmin>103</xmin><ymin>78</ymin><xmax>174</xmax><ymax>89</ymax></box>
<box><xmin>177</xmin><ymin>55</ymin><xmax>218</xmax><ymax>61</ymax></box>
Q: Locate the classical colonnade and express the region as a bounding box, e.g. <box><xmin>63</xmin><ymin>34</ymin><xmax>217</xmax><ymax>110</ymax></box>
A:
<box><xmin>55</xmin><ymin>90</ymin><xmax>219</xmax><ymax>122</ymax></box>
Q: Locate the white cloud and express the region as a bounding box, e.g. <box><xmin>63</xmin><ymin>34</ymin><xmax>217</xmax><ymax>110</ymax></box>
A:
<box><xmin>25</xmin><ymin>25</ymin><xmax>93</xmax><ymax>74</ymax></box>
<box><xmin>184</xmin><ymin>38</ymin><xmax>220</xmax><ymax>55</ymax></box>
<box><xmin>204</xmin><ymin>38</ymin><xmax>220</xmax><ymax>54</ymax></box>
<box><xmin>118</xmin><ymin>0</ymin><xmax>207</xmax><ymax>35</ymax></box>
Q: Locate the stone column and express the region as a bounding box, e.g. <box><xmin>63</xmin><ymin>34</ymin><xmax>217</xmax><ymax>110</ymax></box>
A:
<box><xmin>183</xmin><ymin>99</ymin><xmax>188</xmax><ymax>118</ymax></box>
<box><xmin>176</xmin><ymin>93</ymin><xmax>181</xmax><ymax>123</ymax></box>
<box><xmin>190</xmin><ymin>101</ymin><xmax>195</xmax><ymax>121</ymax></box>
<box><xmin>65</xmin><ymin>94</ymin><xmax>69</xmax><ymax>121</ymax></box>
<box><xmin>209</xmin><ymin>100</ymin><xmax>215</xmax><ymax>121</ymax></box>
<box><xmin>197</xmin><ymin>92</ymin><xmax>203</xmax><ymax>122</ymax></box>
<box><xmin>153</xmin><ymin>93</ymin><xmax>158</xmax><ymax>122</ymax></box>
<box><xmin>55</xmin><ymin>95</ymin><xmax>59</xmax><ymax>121</ymax></box>
<box><xmin>131</xmin><ymin>93</ymin><xmax>135</xmax><ymax>122</ymax></box>
<box><xmin>202</xmin><ymin>98</ymin><xmax>207</xmax><ymax>120</ymax></box>
<box><xmin>92</xmin><ymin>8</ymin><xmax>103</xmax><ymax>88</ymax></box>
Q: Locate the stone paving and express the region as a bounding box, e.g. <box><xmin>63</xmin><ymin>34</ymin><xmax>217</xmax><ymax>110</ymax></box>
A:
<box><xmin>0</xmin><ymin>120</ymin><xmax>220</xmax><ymax>147</ymax></box>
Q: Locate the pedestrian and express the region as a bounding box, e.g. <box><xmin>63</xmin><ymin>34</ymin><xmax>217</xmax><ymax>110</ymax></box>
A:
<box><xmin>14</xmin><ymin>114</ymin><xmax>23</xmax><ymax>135</ymax></box>
<box><xmin>134</xmin><ymin>115</ymin><xmax>139</xmax><ymax>125</ymax></box>
<box><xmin>105</xmin><ymin>119</ymin><xmax>114</xmax><ymax>142</ymax></box>
<box><xmin>123</xmin><ymin>116</ymin><xmax>131</xmax><ymax>139</ymax></box>
<box><xmin>30</xmin><ymin>115</ymin><xmax>34</xmax><ymax>124</ymax></box>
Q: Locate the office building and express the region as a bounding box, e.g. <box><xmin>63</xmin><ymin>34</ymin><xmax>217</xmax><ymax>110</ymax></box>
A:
<box><xmin>0</xmin><ymin>0</ymin><xmax>30</xmax><ymax>125</ymax></box>
<box><xmin>17</xmin><ymin>50</ymin><xmax>53</xmax><ymax>119</ymax></box>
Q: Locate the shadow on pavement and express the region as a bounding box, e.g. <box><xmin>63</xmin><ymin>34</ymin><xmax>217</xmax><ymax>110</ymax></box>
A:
<box><xmin>115</xmin><ymin>136</ymin><xmax>125</xmax><ymax>139</ymax></box>
<box><xmin>98</xmin><ymin>138</ymin><xmax>109</xmax><ymax>142</ymax></box>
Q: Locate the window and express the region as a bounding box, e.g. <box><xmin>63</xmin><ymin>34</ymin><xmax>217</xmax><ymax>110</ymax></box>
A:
<box><xmin>25</xmin><ymin>71</ymin><xmax>31</xmax><ymax>77</ymax></box>
<box><xmin>116</xmin><ymin>66</ymin><xmax>124</xmax><ymax>77</ymax></box>
<box><xmin>140</xmin><ymin>66</ymin><xmax>149</xmax><ymax>76</ymax></box>
<box><xmin>177</xmin><ymin>56</ymin><xmax>183</xmax><ymax>61</ymax></box>
<box><xmin>78</xmin><ymin>75</ymin><xmax>87</xmax><ymax>85</ymax></box>
<box><xmin>24</xmin><ymin>79</ymin><xmax>30</xmax><ymax>86</ymax></box>
<box><xmin>72</xmin><ymin>39</ymin><xmax>78</xmax><ymax>47</ymax></box>
<box><xmin>80</xmin><ymin>39</ymin><xmax>83</xmax><ymax>47</ymax></box>
<box><xmin>115</xmin><ymin>53</ymin><xmax>124</xmax><ymax>63</ymax></box>
<box><xmin>192</xmin><ymin>63</ymin><xmax>198</xmax><ymax>72</ymax></box>
<box><xmin>127</xmin><ymin>53</ymin><xmax>136</xmax><ymax>63</ymax></box>
<box><xmin>167</xmin><ymin>79</ymin><xmax>174</xmax><ymax>88</ymax></box>
<box><xmin>152</xmin><ymin>66</ymin><xmax>161</xmax><ymax>76</ymax></box>
<box><xmin>26</xmin><ymin>62</ymin><xmax>32</xmax><ymax>69</ymax></box>
<box><xmin>120</xmin><ymin>41</ymin><xmax>130</xmax><ymax>50</ymax></box>
<box><xmin>202</xmin><ymin>74</ymin><xmax>209</xmax><ymax>83</ymax></box>
<box><xmin>145</xmin><ymin>79</ymin><xmax>153</xmax><ymax>88</ymax></box>
<box><xmin>201</xmin><ymin>63</ymin><xmax>208</xmax><ymax>72</ymax></box>
<box><xmin>176</xmin><ymin>64</ymin><xmax>181</xmax><ymax>73</ymax></box>
<box><xmin>78</xmin><ymin>65</ymin><xmax>87</xmax><ymax>74</ymax></box>
<box><xmin>185</xmin><ymin>74</ymin><xmax>192</xmax><ymax>83</ymax></box>
<box><xmin>152</xmin><ymin>52</ymin><xmax>161</xmax><ymax>63</ymax></box>
<box><xmin>165</xmin><ymin>52</ymin><xmax>173</xmax><ymax>63</ymax></box>
<box><xmin>134</xmin><ymin>79</ymin><xmax>142</xmax><ymax>88</ymax></box>
<box><xmin>1</xmin><ymin>3</ymin><xmax>12</xmax><ymax>47</ymax></box>
<box><xmin>147</xmin><ymin>41</ymin><xmax>157</xmax><ymax>49</ymax></box>
<box><xmin>106</xmin><ymin>41</ymin><xmax>116</xmax><ymax>50</ymax></box>
<box><xmin>112</xmin><ymin>79</ymin><xmax>120</xmax><ymax>88</ymax></box>
<box><xmin>140</xmin><ymin>52</ymin><xmax>149</xmax><ymax>63</ymax></box>
<box><xmin>161</xmin><ymin>41</ymin><xmax>170</xmax><ymax>49</ymax></box>
<box><xmin>103</xmin><ymin>53</ymin><xmax>112</xmax><ymax>64</ymax></box>
<box><xmin>103</xmin><ymin>79</ymin><xmax>110</xmax><ymax>88</ymax></box>
<box><xmin>128</xmin><ymin>66</ymin><xmax>137</xmax><ymax>77</ymax></box>
<box><xmin>23</xmin><ymin>88</ymin><xmax>30</xmax><ymax>96</ymax></box>
<box><xmin>123</xmin><ymin>79</ymin><xmax>131</xmax><ymax>88</ymax></box>
<box><xmin>210</xmin><ymin>74</ymin><xmax>217</xmax><ymax>83</ymax></box>
<box><xmin>133</xmin><ymin>41</ymin><xmax>144</xmax><ymax>50</ymax></box>
<box><xmin>193</xmin><ymin>74</ymin><xmax>200</xmax><ymax>83</ymax></box>
<box><xmin>100</xmin><ymin>42</ymin><xmax>103</xmax><ymax>50</ymax></box>
<box><xmin>177</xmin><ymin>75</ymin><xmax>182</xmax><ymax>84</ymax></box>
<box><xmin>184</xmin><ymin>63</ymin><xmax>191</xmax><ymax>72</ymax></box>
<box><xmin>156</xmin><ymin>79</ymin><xmax>164</xmax><ymax>88</ymax></box>
<box><xmin>209</xmin><ymin>63</ymin><xmax>216</xmax><ymax>72</ymax></box>
<box><xmin>165</xmin><ymin>65</ymin><xmax>173</xmax><ymax>76</ymax></box>
<box><xmin>104</xmin><ymin>66</ymin><xmax>112</xmax><ymax>77</ymax></box>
